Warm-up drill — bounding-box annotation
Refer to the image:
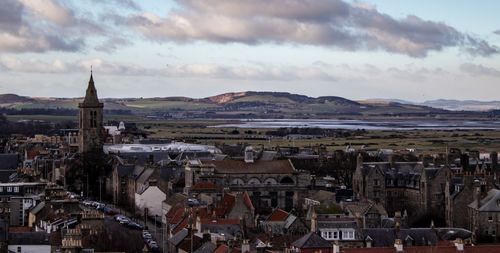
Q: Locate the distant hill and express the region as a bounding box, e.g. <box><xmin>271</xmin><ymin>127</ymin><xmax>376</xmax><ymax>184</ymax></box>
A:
<box><xmin>0</xmin><ymin>91</ymin><xmax>463</xmax><ymax>118</ymax></box>
<box><xmin>358</xmin><ymin>98</ymin><xmax>500</xmax><ymax>112</ymax></box>
<box><xmin>419</xmin><ymin>99</ymin><xmax>500</xmax><ymax>111</ymax></box>
<box><xmin>0</xmin><ymin>94</ymin><xmax>35</xmax><ymax>104</ymax></box>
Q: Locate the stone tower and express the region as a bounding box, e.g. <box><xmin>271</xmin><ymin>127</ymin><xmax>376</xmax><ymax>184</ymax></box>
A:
<box><xmin>78</xmin><ymin>70</ymin><xmax>104</xmax><ymax>153</ymax></box>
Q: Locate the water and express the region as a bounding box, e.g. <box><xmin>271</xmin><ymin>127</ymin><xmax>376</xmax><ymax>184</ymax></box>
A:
<box><xmin>209</xmin><ymin>119</ymin><xmax>500</xmax><ymax>130</ymax></box>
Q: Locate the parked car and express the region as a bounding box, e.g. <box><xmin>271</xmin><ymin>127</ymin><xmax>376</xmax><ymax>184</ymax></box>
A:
<box><xmin>126</xmin><ymin>222</ymin><xmax>144</xmax><ymax>230</ymax></box>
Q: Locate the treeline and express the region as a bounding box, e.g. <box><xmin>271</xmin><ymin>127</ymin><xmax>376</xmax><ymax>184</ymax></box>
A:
<box><xmin>0</xmin><ymin>108</ymin><xmax>132</xmax><ymax>115</ymax></box>
<box><xmin>265</xmin><ymin>127</ymin><xmax>366</xmax><ymax>137</ymax></box>
<box><xmin>0</xmin><ymin>114</ymin><xmax>76</xmax><ymax>136</ymax></box>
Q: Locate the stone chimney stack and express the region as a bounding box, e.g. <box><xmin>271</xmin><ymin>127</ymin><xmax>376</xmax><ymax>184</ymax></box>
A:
<box><xmin>454</xmin><ymin>238</ymin><xmax>464</xmax><ymax>251</ymax></box>
<box><xmin>461</xmin><ymin>154</ymin><xmax>469</xmax><ymax>171</ymax></box>
<box><xmin>332</xmin><ymin>242</ymin><xmax>340</xmax><ymax>253</ymax></box>
<box><xmin>394</xmin><ymin>239</ymin><xmax>403</xmax><ymax>252</ymax></box>
<box><xmin>244</xmin><ymin>146</ymin><xmax>254</xmax><ymax>163</ymax></box>
<box><xmin>491</xmin><ymin>152</ymin><xmax>498</xmax><ymax>172</ymax></box>
<box><xmin>389</xmin><ymin>155</ymin><xmax>395</xmax><ymax>168</ymax></box>
<box><xmin>357</xmin><ymin>153</ymin><xmax>363</xmax><ymax>169</ymax></box>
<box><xmin>310</xmin><ymin>207</ymin><xmax>318</xmax><ymax>233</ymax></box>
<box><xmin>241</xmin><ymin>239</ymin><xmax>250</xmax><ymax>253</ymax></box>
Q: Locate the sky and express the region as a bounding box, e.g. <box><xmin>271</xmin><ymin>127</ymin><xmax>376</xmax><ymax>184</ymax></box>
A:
<box><xmin>0</xmin><ymin>0</ymin><xmax>499</xmax><ymax>102</ymax></box>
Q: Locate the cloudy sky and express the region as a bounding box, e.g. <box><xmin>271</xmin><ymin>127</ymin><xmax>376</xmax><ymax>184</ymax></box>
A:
<box><xmin>0</xmin><ymin>0</ymin><xmax>499</xmax><ymax>101</ymax></box>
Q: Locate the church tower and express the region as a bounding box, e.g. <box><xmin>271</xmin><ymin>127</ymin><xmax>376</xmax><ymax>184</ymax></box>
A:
<box><xmin>78</xmin><ymin>69</ymin><xmax>104</xmax><ymax>153</ymax></box>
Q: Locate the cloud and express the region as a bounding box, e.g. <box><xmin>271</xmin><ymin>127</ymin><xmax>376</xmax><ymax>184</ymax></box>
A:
<box><xmin>0</xmin><ymin>57</ymin><xmax>337</xmax><ymax>81</ymax></box>
<box><xmin>0</xmin><ymin>0</ymin><xmax>128</xmax><ymax>53</ymax></box>
<box><xmin>87</xmin><ymin>0</ymin><xmax>140</xmax><ymax>10</ymax></box>
<box><xmin>124</xmin><ymin>0</ymin><xmax>498</xmax><ymax>57</ymax></box>
<box><xmin>94</xmin><ymin>36</ymin><xmax>133</xmax><ymax>52</ymax></box>
<box><xmin>460</xmin><ymin>63</ymin><xmax>500</xmax><ymax>77</ymax></box>
<box><xmin>0</xmin><ymin>0</ymin><xmax>86</xmax><ymax>53</ymax></box>
<box><xmin>494</xmin><ymin>30</ymin><xmax>500</xmax><ymax>35</ymax></box>
<box><xmin>19</xmin><ymin>0</ymin><xmax>74</xmax><ymax>25</ymax></box>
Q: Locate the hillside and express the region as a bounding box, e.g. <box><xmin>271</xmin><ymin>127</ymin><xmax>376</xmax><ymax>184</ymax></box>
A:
<box><xmin>0</xmin><ymin>91</ymin><xmax>452</xmax><ymax>118</ymax></box>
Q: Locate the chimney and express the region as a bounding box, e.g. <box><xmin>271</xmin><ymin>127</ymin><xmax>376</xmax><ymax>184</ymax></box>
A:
<box><xmin>310</xmin><ymin>207</ymin><xmax>318</xmax><ymax>233</ymax></box>
<box><xmin>195</xmin><ymin>213</ymin><xmax>201</xmax><ymax>232</ymax></box>
<box><xmin>202</xmin><ymin>229</ymin><xmax>211</xmax><ymax>243</ymax></box>
<box><xmin>332</xmin><ymin>242</ymin><xmax>340</xmax><ymax>253</ymax></box>
<box><xmin>394</xmin><ymin>211</ymin><xmax>402</xmax><ymax>228</ymax></box>
<box><xmin>389</xmin><ymin>155</ymin><xmax>395</xmax><ymax>168</ymax></box>
<box><xmin>491</xmin><ymin>152</ymin><xmax>498</xmax><ymax>172</ymax></box>
<box><xmin>454</xmin><ymin>238</ymin><xmax>464</xmax><ymax>251</ymax></box>
<box><xmin>244</xmin><ymin>146</ymin><xmax>254</xmax><ymax>163</ymax></box>
<box><xmin>357</xmin><ymin>153</ymin><xmax>363</xmax><ymax>169</ymax></box>
<box><xmin>241</xmin><ymin>239</ymin><xmax>250</xmax><ymax>253</ymax></box>
<box><xmin>354</xmin><ymin>212</ymin><xmax>364</xmax><ymax>229</ymax></box>
<box><xmin>394</xmin><ymin>239</ymin><xmax>403</xmax><ymax>252</ymax></box>
<box><xmin>460</xmin><ymin>154</ymin><xmax>469</xmax><ymax>171</ymax></box>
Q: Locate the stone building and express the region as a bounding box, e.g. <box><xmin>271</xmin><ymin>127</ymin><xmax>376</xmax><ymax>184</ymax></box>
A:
<box><xmin>184</xmin><ymin>158</ymin><xmax>310</xmax><ymax>211</ymax></box>
<box><xmin>352</xmin><ymin>154</ymin><xmax>449</xmax><ymax>225</ymax></box>
<box><xmin>78</xmin><ymin>70</ymin><xmax>104</xmax><ymax>153</ymax></box>
<box><xmin>446</xmin><ymin>152</ymin><xmax>499</xmax><ymax>229</ymax></box>
<box><xmin>468</xmin><ymin>188</ymin><xmax>500</xmax><ymax>242</ymax></box>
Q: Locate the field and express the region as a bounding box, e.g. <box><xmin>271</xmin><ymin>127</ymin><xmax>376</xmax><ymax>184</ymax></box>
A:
<box><xmin>6</xmin><ymin>114</ymin><xmax>500</xmax><ymax>153</ymax></box>
<box><xmin>138</xmin><ymin>119</ymin><xmax>500</xmax><ymax>153</ymax></box>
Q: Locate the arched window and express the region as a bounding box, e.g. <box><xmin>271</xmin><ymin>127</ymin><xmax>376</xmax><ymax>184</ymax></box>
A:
<box><xmin>231</xmin><ymin>178</ymin><xmax>244</xmax><ymax>185</ymax></box>
<box><xmin>247</xmin><ymin>178</ymin><xmax>261</xmax><ymax>185</ymax></box>
<box><xmin>264</xmin><ymin>178</ymin><xmax>278</xmax><ymax>185</ymax></box>
<box><xmin>280</xmin><ymin>176</ymin><xmax>294</xmax><ymax>185</ymax></box>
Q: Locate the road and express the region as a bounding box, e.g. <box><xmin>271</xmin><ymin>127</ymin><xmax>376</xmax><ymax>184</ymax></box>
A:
<box><xmin>82</xmin><ymin>202</ymin><xmax>168</xmax><ymax>253</ymax></box>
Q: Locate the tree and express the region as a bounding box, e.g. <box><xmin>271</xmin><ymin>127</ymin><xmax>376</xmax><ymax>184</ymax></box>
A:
<box><xmin>67</xmin><ymin>148</ymin><xmax>111</xmax><ymax>199</ymax></box>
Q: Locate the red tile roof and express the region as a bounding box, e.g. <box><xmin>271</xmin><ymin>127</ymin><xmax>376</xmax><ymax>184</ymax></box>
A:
<box><xmin>214</xmin><ymin>244</ymin><xmax>241</xmax><ymax>253</ymax></box>
<box><xmin>168</xmin><ymin>207</ymin><xmax>185</xmax><ymax>225</ymax></box>
<box><xmin>200</xmin><ymin>218</ymin><xmax>240</xmax><ymax>225</ymax></box>
<box><xmin>267</xmin><ymin>208</ymin><xmax>289</xmax><ymax>222</ymax></box>
<box><xmin>171</xmin><ymin>207</ymin><xmax>210</xmax><ymax>234</ymax></box>
<box><xmin>215</xmin><ymin>193</ymin><xmax>236</xmax><ymax>217</ymax></box>
<box><xmin>242</xmin><ymin>191</ymin><xmax>255</xmax><ymax>211</ymax></box>
<box><xmin>192</xmin><ymin>181</ymin><xmax>218</xmax><ymax>190</ymax></box>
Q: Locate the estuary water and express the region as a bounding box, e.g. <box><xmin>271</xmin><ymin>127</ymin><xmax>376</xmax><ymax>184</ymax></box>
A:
<box><xmin>210</xmin><ymin>119</ymin><xmax>500</xmax><ymax>130</ymax></box>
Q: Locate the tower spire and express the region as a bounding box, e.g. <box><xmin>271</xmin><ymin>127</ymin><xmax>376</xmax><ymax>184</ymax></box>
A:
<box><xmin>89</xmin><ymin>66</ymin><xmax>94</xmax><ymax>84</ymax></box>
<box><xmin>83</xmin><ymin>67</ymin><xmax>98</xmax><ymax>104</ymax></box>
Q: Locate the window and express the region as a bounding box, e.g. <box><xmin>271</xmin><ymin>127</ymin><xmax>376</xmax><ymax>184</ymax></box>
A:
<box><xmin>17</xmin><ymin>246</ymin><xmax>21</xmax><ymax>253</ymax></box>
<box><xmin>6</xmin><ymin>187</ymin><xmax>11</xmax><ymax>193</ymax></box>
<box><xmin>374</xmin><ymin>179</ymin><xmax>380</xmax><ymax>186</ymax></box>
<box><xmin>13</xmin><ymin>187</ymin><xmax>19</xmax><ymax>193</ymax></box>
<box><xmin>333</xmin><ymin>231</ymin><xmax>338</xmax><ymax>239</ymax></box>
<box><xmin>343</xmin><ymin>230</ymin><xmax>355</xmax><ymax>240</ymax></box>
<box><xmin>0</xmin><ymin>187</ymin><xmax>3</xmax><ymax>192</ymax></box>
<box><xmin>489</xmin><ymin>216</ymin><xmax>493</xmax><ymax>222</ymax></box>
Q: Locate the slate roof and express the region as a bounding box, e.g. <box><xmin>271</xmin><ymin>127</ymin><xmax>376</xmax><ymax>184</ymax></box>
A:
<box><xmin>9</xmin><ymin>232</ymin><xmax>51</xmax><ymax>245</ymax></box>
<box><xmin>0</xmin><ymin>154</ymin><xmax>19</xmax><ymax>171</ymax></box>
<box><xmin>0</xmin><ymin>154</ymin><xmax>19</xmax><ymax>182</ymax></box>
<box><xmin>29</xmin><ymin>201</ymin><xmax>45</xmax><ymax>215</ymax></box>
<box><xmin>206</xmin><ymin>160</ymin><xmax>296</xmax><ymax>174</ymax></box>
<box><xmin>117</xmin><ymin>164</ymin><xmax>135</xmax><ymax>177</ymax></box>
<box><xmin>193</xmin><ymin>241</ymin><xmax>217</xmax><ymax>253</ymax></box>
<box><xmin>360</xmin><ymin>162</ymin><xmax>424</xmax><ymax>177</ymax></box>
<box><xmin>362</xmin><ymin>228</ymin><xmax>472</xmax><ymax>247</ymax></box>
<box><xmin>469</xmin><ymin>189</ymin><xmax>500</xmax><ymax>212</ymax></box>
<box><xmin>169</xmin><ymin>228</ymin><xmax>188</xmax><ymax>247</ymax></box>
<box><xmin>292</xmin><ymin>232</ymin><xmax>332</xmax><ymax>249</ymax></box>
